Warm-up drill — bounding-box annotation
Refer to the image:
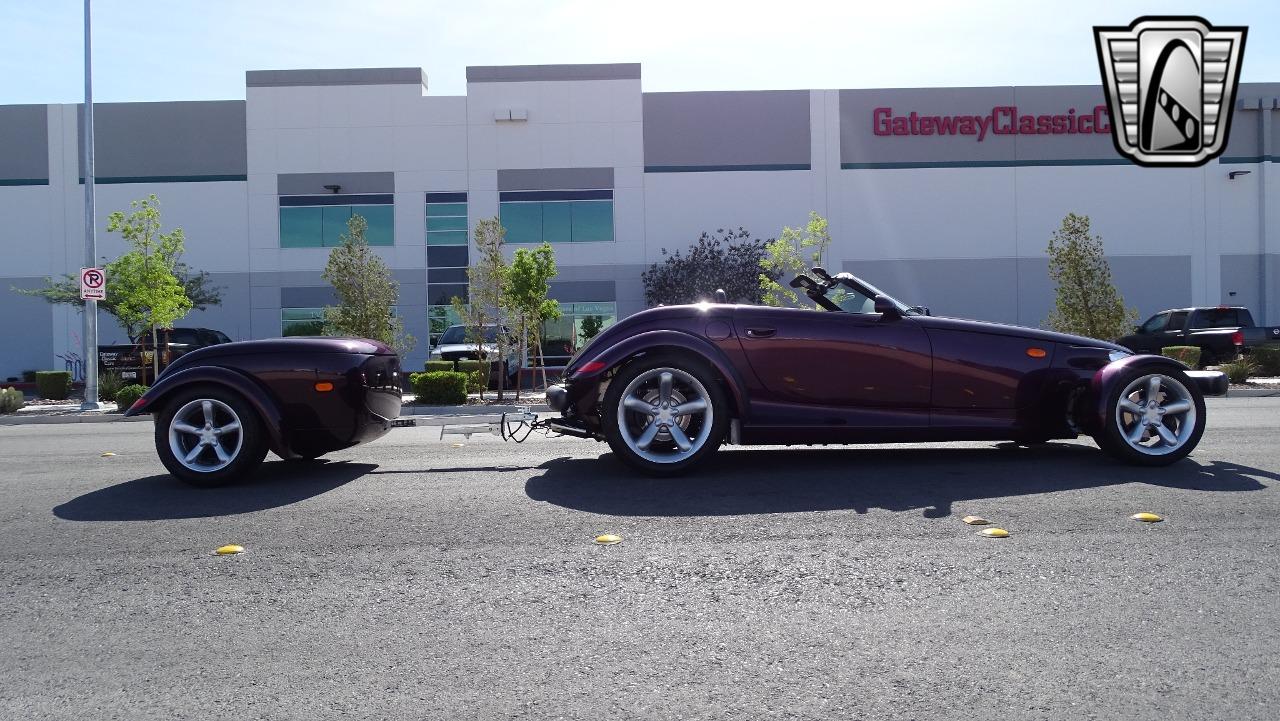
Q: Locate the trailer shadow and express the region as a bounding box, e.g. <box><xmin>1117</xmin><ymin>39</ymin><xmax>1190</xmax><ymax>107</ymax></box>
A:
<box><xmin>53</xmin><ymin>460</ymin><xmax>376</xmax><ymax>522</ymax></box>
<box><xmin>523</xmin><ymin>443</ymin><xmax>1276</xmax><ymax>518</ymax></box>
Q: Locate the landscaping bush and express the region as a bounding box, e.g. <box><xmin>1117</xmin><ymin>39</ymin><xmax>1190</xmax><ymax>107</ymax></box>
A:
<box><xmin>21</xmin><ymin>370</ymin><xmax>36</xmax><ymax>383</ymax></box>
<box><xmin>1220</xmin><ymin>358</ymin><xmax>1258</xmax><ymax>385</ymax></box>
<box><xmin>463</xmin><ymin>370</ymin><xmax>487</xmax><ymax>394</ymax></box>
<box><xmin>35</xmin><ymin>371</ymin><xmax>72</xmax><ymax>400</ymax></box>
<box><xmin>0</xmin><ymin>387</ymin><xmax>24</xmax><ymax>414</ymax></box>
<box><xmin>424</xmin><ymin>360</ymin><xmax>455</xmax><ymax>373</ymax></box>
<box><xmin>1161</xmin><ymin>346</ymin><xmax>1201</xmax><ymax>368</ymax></box>
<box><xmin>114</xmin><ymin>384</ymin><xmax>148</xmax><ymax>411</ymax></box>
<box><xmin>410</xmin><ymin>371</ymin><xmax>468</xmax><ymax>405</ymax></box>
<box><xmin>1250</xmin><ymin>346</ymin><xmax>1280</xmax><ymax>377</ymax></box>
<box><xmin>98</xmin><ymin>371</ymin><xmax>125</xmax><ymax>402</ymax></box>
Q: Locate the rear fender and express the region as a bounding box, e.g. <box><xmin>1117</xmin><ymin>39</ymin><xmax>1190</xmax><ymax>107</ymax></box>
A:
<box><xmin>1081</xmin><ymin>354</ymin><xmax>1190</xmax><ymax>436</ymax></box>
<box><xmin>573</xmin><ymin>330</ymin><xmax>748</xmax><ymax>417</ymax></box>
<box><xmin>123</xmin><ymin>365</ymin><xmax>289</xmax><ymax>457</ymax></box>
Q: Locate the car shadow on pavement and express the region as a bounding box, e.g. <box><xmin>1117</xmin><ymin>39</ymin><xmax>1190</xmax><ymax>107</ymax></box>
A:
<box><xmin>52</xmin><ymin>460</ymin><xmax>376</xmax><ymax>522</ymax></box>
<box><xmin>524</xmin><ymin>443</ymin><xmax>1275</xmax><ymax>518</ymax></box>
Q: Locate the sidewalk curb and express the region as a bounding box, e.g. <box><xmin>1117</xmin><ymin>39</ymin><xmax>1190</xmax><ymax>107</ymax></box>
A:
<box><xmin>1</xmin><ymin>403</ymin><xmax>554</xmax><ymax>427</ymax></box>
<box><xmin>0</xmin><ymin>413</ymin><xmax>148</xmax><ymax>426</ymax></box>
<box><xmin>1224</xmin><ymin>388</ymin><xmax>1280</xmax><ymax>398</ymax></box>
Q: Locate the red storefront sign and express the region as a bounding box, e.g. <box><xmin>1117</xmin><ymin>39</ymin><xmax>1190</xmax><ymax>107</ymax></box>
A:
<box><xmin>872</xmin><ymin>105</ymin><xmax>1111</xmax><ymax>141</ymax></box>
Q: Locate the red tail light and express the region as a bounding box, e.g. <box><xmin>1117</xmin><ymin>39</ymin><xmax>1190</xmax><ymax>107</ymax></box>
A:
<box><xmin>1232</xmin><ymin>330</ymin><xmax>1244</xmax><ymax>346</ymax></box>
<box><xmin>576</xmin><ymin>361</ymin><xmax>607</xmax><ymax>375</ymax></box>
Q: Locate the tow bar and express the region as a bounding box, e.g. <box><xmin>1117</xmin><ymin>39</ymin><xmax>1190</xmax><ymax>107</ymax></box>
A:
<box><xmin>431</xmin><ymin>407</ymin><xmax>554</xmax><ymax>443</ymax></box>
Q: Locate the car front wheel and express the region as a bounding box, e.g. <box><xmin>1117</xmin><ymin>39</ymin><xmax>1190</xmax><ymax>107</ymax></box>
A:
<box><xmin>154</xmin><ymin>385</ymin><xmax>268</xmax><ymax>486</ymax></box>
<box><xmin>1094</xmin><ymin>368</ymin><xmax>1206</xmax><ymax>466</ymax></box>
<box><xmin>601</xmin><ymin>354</ymin><xmax>729</xmax><ymax>476</ymax></box>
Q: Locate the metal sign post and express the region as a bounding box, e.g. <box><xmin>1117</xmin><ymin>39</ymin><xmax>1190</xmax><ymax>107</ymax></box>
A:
<box><xmin>80</xmin><ymin>0</ymin><xmax>101</xmax><ymax>411</ymax></box>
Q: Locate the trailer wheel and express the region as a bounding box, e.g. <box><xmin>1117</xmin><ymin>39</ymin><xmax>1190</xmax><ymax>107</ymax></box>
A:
<box><xmin>154</xmin><ymin>385</ymin><xmax>267</xmax><ymax>486</ymax></box>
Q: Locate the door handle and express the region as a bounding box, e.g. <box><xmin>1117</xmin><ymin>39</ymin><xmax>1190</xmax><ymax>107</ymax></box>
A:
<box><xmin>745</xmin><ymin>327</ymin><xmax>776</xmax><ymax>338</ymax></box>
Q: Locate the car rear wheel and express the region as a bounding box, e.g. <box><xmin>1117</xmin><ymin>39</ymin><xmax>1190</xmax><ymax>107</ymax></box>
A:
<box><xmin>601</xmin><ymin>354</ymin><xmax>729</xmax><ymax>476</ymax></box>
<box><xmin>1094</xmin><ymin>368</ymin><xmax>1206</xmax><ymax>466</ymax></box>
<box><xmin>154</xmin><ymin>385</ymin><xmax>267</xmax><ymax>486</ymax></box>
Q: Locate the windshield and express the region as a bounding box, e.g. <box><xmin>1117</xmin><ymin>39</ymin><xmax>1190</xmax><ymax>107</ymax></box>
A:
<box><xmin>439</xmin><ymin>325</ymin><xmax>499</xmax><ymax>345</ymax></box>
<box><xmin>822</xmin><ymin>275</ymin><xmax>916</xmax><ymax>315</ymax></box>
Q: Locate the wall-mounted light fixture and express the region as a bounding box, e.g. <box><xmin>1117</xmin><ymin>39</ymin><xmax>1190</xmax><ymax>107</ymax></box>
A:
<box><xmin>324</xmin><ymin>184</ymin><xmax>342</xmax><ymax>194</ymax></box>
<box><xmin>1228</xmin><ymin>170</ymin><xmax>1252</xmax><ymax>180</ymax></box>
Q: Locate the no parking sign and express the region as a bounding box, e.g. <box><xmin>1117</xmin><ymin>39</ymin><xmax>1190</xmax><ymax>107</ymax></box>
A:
<box><xmin>80</xmin><ymin>267</ymin><xmax>106</xmax><ymax>301</ymax></box>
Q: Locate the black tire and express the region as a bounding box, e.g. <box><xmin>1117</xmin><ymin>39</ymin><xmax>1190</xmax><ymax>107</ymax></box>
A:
<box><xmin>600</xmin><ymin>353</ymin><xmax>730</xmax><ymax>476</ymax></box>
<box><xmin>153</xmin><ymin>384</ymin><xmax>268</xmax><ymax>486</ymax></box>
<box><xmin>1094</xmin><ymin>366</ymin><xmax>1206</xmax><ymax>467</ymax></box>
<box><xmin>1197</xmin><ymin>347</ymin><xmax>1218</xmax><ymax>369</ymax></box>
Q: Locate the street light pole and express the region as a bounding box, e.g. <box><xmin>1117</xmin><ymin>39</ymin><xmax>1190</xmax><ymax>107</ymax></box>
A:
<box><xmin>80</xmin><ymin>0</ymin><xmax>101</xmax><ymax>411</ymax></box>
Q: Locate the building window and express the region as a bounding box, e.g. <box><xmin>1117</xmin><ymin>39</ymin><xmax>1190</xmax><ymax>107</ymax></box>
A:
<box><xmin>279</xmin><ymin>194</ymin><xmax>394</xmax><ymax>248</ymax></box>
<box><xmin>281</xmin><ymin>308</ymin><xmax>326</xmax><ymax>336</ymax></box>
<box><xmin>426</xmin><ymin>192</ymin><xmax>468</xmax><ymax>246</ymax></box>
<box><xmin>499</xmin><ymin>189</ymin><xmax>613</xmax><ymax>244</ymax></box>
<box><xmin>538</xmin><ymin>302</ymin><xmax>617</xmax><ymax>364</ymax></box>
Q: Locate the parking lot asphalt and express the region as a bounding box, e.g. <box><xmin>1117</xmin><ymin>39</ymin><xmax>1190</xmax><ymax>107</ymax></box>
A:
<box><xmin>1</xmin><ymin>397</ymin><xmax>1278</xmax><ymax>720</ymax></box>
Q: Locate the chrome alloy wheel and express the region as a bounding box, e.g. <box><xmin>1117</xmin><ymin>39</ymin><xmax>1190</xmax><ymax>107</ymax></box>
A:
<box><xmin>168</xmin><ymin>398</ymin><xmax>245</xmax><ymax>473</ymax></box>
<box><xmin>1114</xmin><ymin>373</ymin><xmax>1198</xmax><ymax>456</ymax></box>
<box><xmin>616</xmin><ymin>367</ymin><xmax>714</xmax><ymax>464</ymax></box>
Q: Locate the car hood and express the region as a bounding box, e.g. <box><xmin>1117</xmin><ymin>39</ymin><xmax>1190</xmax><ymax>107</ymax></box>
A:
<box><xmin>914</xmin><ymin>315</ymin><xmax>1127</xmax><ymax>350</ymax></box>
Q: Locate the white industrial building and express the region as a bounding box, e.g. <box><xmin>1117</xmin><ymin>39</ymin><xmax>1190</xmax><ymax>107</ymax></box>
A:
<box><xmin>1</xmin><ymin>63</ymin><xmax>1276</xmax><ymax>377</ymax></box>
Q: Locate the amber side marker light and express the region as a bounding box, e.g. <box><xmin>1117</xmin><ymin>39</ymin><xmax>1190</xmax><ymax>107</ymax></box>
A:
<box><xmin>314</xmin><ymin>381</ymin><xmax>334</xmax><ymax>392</ymax></box>
<box><xmin>1026</xmin><ymin>347</ymin><xmax>1047</xmax><ymax>358</ymax></box>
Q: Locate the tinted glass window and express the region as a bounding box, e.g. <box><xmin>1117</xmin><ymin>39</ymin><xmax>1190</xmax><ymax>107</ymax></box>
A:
<box><xmin>1140</xmin><ymin>313</ymin><xmax>1169</xmax><ymax>333</ymax></box>
<box><xmin>500</xmin><ymin>200</ymin><xmax>614</xmax><ymax>243</ymax></box>
<box><xmin>571</xmin><ymin>201</ymin><xmax>613</xmax><ymax>242</ymax></box>
<box><xmin>280</xmin><ymin>207</ymin><xmax>323</xmax><ymax>247</ymax></box>
<box><xmin>1166</xmin><ymin>311</ymin><xmax>1189</xmax><ymax>331</ymax></box>
<box><xmin>167</xmin><ymin>329</ymin><xmax>200</xmax><ymax>345</ymax></box>
<box><xmin>1196</xmin><ymin>308</ymin><xmax>1238</xmax><ymax>328</ymax></box>
<box><xmin>281</xmin><ymin>202</ymin><xmax>394</xmax><ymax>247</ymax></box>
<box><xmin>501</xmin><ymin>202</ymin><xmax>542</xmax><ymax>243</ymax></box>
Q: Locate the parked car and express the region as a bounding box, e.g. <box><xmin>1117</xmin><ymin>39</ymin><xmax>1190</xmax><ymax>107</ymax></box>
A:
<box><xmin>123</xmin><ymin>337</ymin><xmax>401</xmax><ymax>486</ymax></box>
<box><xmin>537</xmin><ymin>269</ymin><xmax>1228</xmax><ymax>475</ymax></box>
<box><xmin>1116</xmin><ymin>306</ymin><xmax>1280</xmax><ymax>366</ymax></box>
<box><xmin>429</xmin><ymin>324</ymin><xmax>522</xmax><ymax>384</ymax></box>
<box><xmin>99</xmin><ymin>327</ymin><xmax>233</xmax><ymax>383</ymax></box>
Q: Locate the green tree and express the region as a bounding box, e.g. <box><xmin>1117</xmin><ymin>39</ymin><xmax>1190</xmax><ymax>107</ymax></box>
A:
<box><xmin>759</xmin><ymin>211</ymin><xmax>832</xmax><ymax>307</ymax></box>
<box><xmin>641</xmin><ymin>228</ymin><xmax>776</xmax><ymax>306</ymax></box>
<box><xmin>13</xmin><ymin>195</ymin><xmax>221</xmax><ymax>335</ymax></box>
<box><xmin>104</xmin><ymin>195</ymin><xmax>194</xmax><ymax>378</ymax></box>
<box><xmin>467</xmin><ymin>217</ymin><xmax>512</xmax><ymax>400</ymax></box>
<box><xmin>321</xmin><ymin>213</ymin><xmax>414</xmax><ymax>354</ymax></box>
<box><xmin>579</xmin><ymin>315</ymin><xmax>604</xmax><ymax>344</ymax></box>
<box><xmin>503</xmin><ymin>242</ymin><xmax>561</xmax><ymax>395</ymax></box>
<box><xmin>1045</xmin><ymin>212</ymin><xmax>1138</xmax><ymax>340</ymax></box>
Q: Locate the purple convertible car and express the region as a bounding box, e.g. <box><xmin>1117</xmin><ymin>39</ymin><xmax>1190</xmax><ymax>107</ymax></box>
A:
<box><xmin>541</xmin><ymin>269</ymin><xmax>1228</xmax><ymax>475</ymax></box>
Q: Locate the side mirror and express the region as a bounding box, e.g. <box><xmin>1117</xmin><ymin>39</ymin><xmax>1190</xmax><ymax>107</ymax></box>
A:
<box><xmin>874</xmin><ymin>295</ymin><xmax>901</xmax><ymax>319</ymax></box>
<box><xmin>1133</xmin><ymin>325</ymin><xmax>1144</xmax><ymax>334</ymax></box>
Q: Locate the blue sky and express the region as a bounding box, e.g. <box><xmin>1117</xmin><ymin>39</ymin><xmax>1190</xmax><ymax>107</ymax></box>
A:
<box><xmin>1</xmin><ymin>1</ymin><xmax>1276</xmax><ymax>103</ymax></box>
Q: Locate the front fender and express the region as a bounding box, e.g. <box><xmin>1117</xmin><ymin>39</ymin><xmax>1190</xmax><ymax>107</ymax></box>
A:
<box><xmin>1082</xmin><ymin>354</ymin><xmax>1192</xmax><ymax>436</ymax></box>
<box><xmin>123</xmin><ymin>365</ymin><xmax>289</xmax><ymax>457</ymax></box>
<box><xmin>573</xmin><ymin>329</ymin><xmax>748</xmax><ymax>416</ymax></box>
